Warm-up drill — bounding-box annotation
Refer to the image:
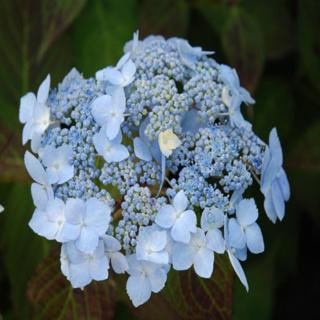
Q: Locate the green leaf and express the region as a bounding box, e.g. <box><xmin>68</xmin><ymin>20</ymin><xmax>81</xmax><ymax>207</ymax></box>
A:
<box><xmin>139</xmin><ymin>0</ymin><xmax>189</xmax><ymax>38</ymax></box>
<box><xmin>27</xmin><ymin>247</ymin><xmax>115</xmax><ymax>320</ymax></box>
<box><xmin>221</xmin><ymin>6</ymin><xmax>265</xmax><ymax>91</ymax></box>
<box><xmin>0</xmin><ymin>183</ymin><xmax>50</xmax><ymax>318</ymax></box>
<box><xmin>0</xmin><ymin>0</ymin><xmax>86</xmax><ymax>130</ymax></box>
<box><xmin>243</xmin><ymin>0</ymin><xmax>295</xmax><ymax>60</ymax></box>
<box><xmin>71</xmin><ymin>0</ymin><xmax>138</xmax><ymax>77</ymax></box>
<box><xmin>298</xmin><ymin>0</ymin><xmax>320</xmax><ymax>92</ymax></box>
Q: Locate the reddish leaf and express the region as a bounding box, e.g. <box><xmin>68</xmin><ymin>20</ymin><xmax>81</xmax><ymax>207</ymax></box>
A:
<box><xmin>27</xmin><ymin>248</ymin><xmax>115</xmax><ymax>320</ymax></box>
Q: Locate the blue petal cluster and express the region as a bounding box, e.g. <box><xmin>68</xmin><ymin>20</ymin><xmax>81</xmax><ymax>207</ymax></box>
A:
<box><xmin>19</xmin><ymin>32</ymin><xmax>290</xmax><ymax>307</ymax></box>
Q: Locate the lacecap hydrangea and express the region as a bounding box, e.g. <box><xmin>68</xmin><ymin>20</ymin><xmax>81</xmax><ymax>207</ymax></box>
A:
<box><xmin>19</xmin><ymin>32</ymin><xmax>290</xmax><ymax>307</ymax></box>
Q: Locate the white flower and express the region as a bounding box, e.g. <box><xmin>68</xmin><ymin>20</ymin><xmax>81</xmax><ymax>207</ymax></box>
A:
<box><xmin>40</xmin><ymin>144</ymin><xmax>74</xmax><ymax>184</ymax></box>
<box><xmin>19</xmin><ymin>75</ymin><xmax>53</xmax><ymax>151</ymax></box>
<box><xmin>168</xmin><ymin>38</ymin><xmax>214</xmax><ymax>68</ymax></box>
<box><xmin>219</xmin><ymin>64</ymin><xmax>255</xmax><ymax>129</ymax></box>
<box><xmin>91</xmin><ymin>87</ymin><xmax>126</xmax><ymax>140</ymax></box>
<box><xmin>172</xmin><ymin>228</ymin><xmax>214</xmax><ymax>278</ymax></box>
<box><xmin>93</xmin><ymin>128</ymin><xmax>129</xmax><ymax>163</ymax></box>
<box><xmin>201</xmin><ymin>207</ymin><xmax>225</xmax><ymax>254</ymax></box>
<box><xmin>64</xmin><ymin>198</ymin><xmax>112</xmax><ymax>253</ymax></box>
<box><xmin>28</xmin><ymin>198</ymin><xmax>75</xmax><ymax>242</ymax></box>
<box><xmin>224</xmin><ymin>216</ymin><xmax>249</xmax><ymax>291</ymax></box>
<box><xmin>102</xmin><ymin>235</ymin><xmax>128</xmax><ymax>274</ymax></box>
<box><xmin>62</xmin><ymin>240</ymin><xmax>109</xmax><ymax>289</ymax></box>
<box><xmin>136</xmin><ymin>226</ymin><xmax>169</xmax><ymax>264</ymax></box>
<box><xmin>155</xmin><ymin>190</ymin><xmax>196</xmax><ymax>243</ymax></box>
<box><xmin>0</xmin><ymin>205</ymin><xmax>4</xmax><ymax>213</ymax></box>
<box><xmin>96</xmin><ymin>53</ymin><xmax>136</xmax><ymax>87</ymax></box>
<box><xmin>126</xmin><ymin>254</ymin><xmax>169</xmax><ymax>307</ymax></box>
<box><xmin>228</xmin><ymin>198</ymin><xmax>264</xmax><ymax>254</ymax></box>
<box><xmin>24</xmin><ymin>151</ymin><xmax>54</xmax><ymax>208</ymax></box>
<box><xmin>158</xmin><ymin>129</ymin><xmax>181</xmax><ymax>158</ymax></box>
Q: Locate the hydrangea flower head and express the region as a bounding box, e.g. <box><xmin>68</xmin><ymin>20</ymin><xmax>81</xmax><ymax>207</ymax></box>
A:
<box><xmin>20</xmin><ymin>32</ymin><xmax>290</xmax><ymax>306</ymax></box>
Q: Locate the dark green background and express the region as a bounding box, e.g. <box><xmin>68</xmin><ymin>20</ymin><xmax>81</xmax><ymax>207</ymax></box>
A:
<box><xmin>0</xmin><ymin>0</ymin><xmax>319</xmax><ymax>319</ymax></box>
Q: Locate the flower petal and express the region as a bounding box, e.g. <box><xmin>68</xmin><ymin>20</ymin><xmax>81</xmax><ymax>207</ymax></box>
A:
<box><xmin>89</xmin><ymin>256</ymin><xmax>109</xmax><ymax>281</ymax></box>
<box><xmin>24</xmin><ymin>151</ymin><xmax>48</xmax><ymax>185</ymax></box>
<box><xmin>236</xmin><ymin>198</ymin><xmax>258</xmax><ymax>227</ymax></box>
<box><xmin>134</xmin><ymin>137</ymin><xmax>152</xmax><ymax>161</ymax></box>
<box><xmin>277</xmin><ymin>168</ymin><xmax>290</xmax><ymax>202</ymax></box>
<box><xmin>155</xmin><ymin>205</ymin><xmax>176</xmax><ymax>229</ymax></box>
<box><xmin>69</xmin><ymin>262</ymin><xmax>91</xmax><ymax>288</ymax></box>
<box><xmin>227</xmin><ymin>250</ymin><xmax>248</xmax><ymax>291</ymax></box>
<box><xmin>76</xmin><ymin>227</ymin><xmax>99</xmax><ymax>253</ymax></box>
<box><xmin>148</xmin><ymin>267</ymin><xmax>167</xmax><ymax>293</ymax></box>
<box><xmin>206</xmin><ymin>229</ymin><xmax>225</xmax><ymax>254</ymax></box>
<box><xmin>173</xmin><ymin>190</ymin><xmax>188</xmax><ymax>213</ymax></box>
<box><xmin>172</xmin><ymin>242</ymin><xmax>194</xmax><ymax>271</ymax></box>
<box><xmin>31</xmin><ymin>183</ymin><xmax>49</xmax><ymax>210</ymax></box>
<box><xmin>126</xmin><ymin>275</ymin><xmax>152</xmax><ymax>307</ymax></box>
<box><xmin>193</xmin><ymin>247</ymin><xmax>214</xmax><ymax>278</ymax></box>
<box><xmin>228</xmin><ymin>218</ymin><xmax>246</xmax><ymax>249</ymax></box>
<box><xmin>19</xmin><ymin>92</ymin><xmax>36</xmax><ymax>123</ymax></box>
<box><xmin>271</xmin><ymin>180</ymin><xmax>285</xmax><ymax>221</ymax></box>
<box><xmin>65</xmin><ymin>198</ymin><xmax>85</xmax><ymax>224</ymax></box>
<box><xmin>245</xmin><ymin>223</ymin><xmax>264</xmax><ymax>254</ymax></box>
<box><xmin>85</xmin><ymin>198</ymin><xmax>111</xmax><ymax>235</ymax></box>
<box><xmin>110</xmin><ymin>252</ymin><xmax>128</xmax><ymax>274</ymax></box>
<box><xmin>171</xmin><ymin>210</ymin><xmax>197</xmax><ymax>243</ymax></box>
<box><xmin>109</xmin><ymin>144</ymin><xmax>129</xmax><ymax>162</ymax></box>
<box><xmin>37</xmin><ymin>74</ymin><xmax>50</xmax><ymax>104</ymax></box>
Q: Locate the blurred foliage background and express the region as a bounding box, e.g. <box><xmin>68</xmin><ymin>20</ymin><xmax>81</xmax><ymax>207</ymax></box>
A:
<box><xmin>0</xmin><ymin>0</ymin><xmax>319</xmax><ymax>319</ymax></box>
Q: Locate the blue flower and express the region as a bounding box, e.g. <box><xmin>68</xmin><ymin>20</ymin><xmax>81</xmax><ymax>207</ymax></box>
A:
<box><xmin>228</xmin><ymin>198</ymin><xmax>264</xmax><ymax>254</ymax></box>
<box><xmin>126</xmin><ymin>254</ymin><xmax>169</xmax><ymax>307</ymax></box>
<box><xmin>63</xmin><ymin>198</ymin><xmax>112</xmax><ymax>253</ymax></box>
<box><xmin>61</xmin><ymin>240</ymin><xmax>109</xmax><ymax>288</ymax></box>
<box><xmin>40</xmin><ymin>144</ymin><xmax>74</xmax><ymax>184</ymax></box>
<box><xmin>93</xmin><ymin>128</ymin><xmax>129</xmax><ymax>163</ymax></box>
<box><xmin>96</xmin><ymin>53</ymin><xmax>136</xmax><ymax>87</ymax></box>
<box><xmin>201</xmin><ymin>207</ymin><xmax>225</xmax><ymax>254</ymax></box>
<box><xmin>155</xmin><ymin>190</ymin><xmax>197</xmax><ymax>243</ymax></box>
<box><xmin>19</xmin><ymin>75</ymin><xmax>53</xmax><ymax>151</ymax></box>
<box><xmin>172</xmin><ymin>228</ymin><xmax>215</xmax><ymax>278</ymax></box>
<box><xmin>220</xmin><ymin>64</ymin><xmax>255</xmax><ymax>129</ymax></box>
<box><xmin>102</xmin><ymin>235</ymin><xmax>128</xmax><ymax>274</ymax></box>
<box><xmin>136</xmin><ymin>225</ymin><xmax>169</xmax><ymax>264</ymax></box>
<box><xmin>260</xmin><ymin>128</ymin><xmax>290</xmax><ymax>222</ymax></box>
<box><xmin>28</xmin><ymin>196</ymin><xmax>79</xmax><ymax>243</ymax></box>
<box><xmin>91</xmin><ymin>87</ymin><xmax>126</xmax><ymax>140</ymax></box>
<box><xmin>224</xmin><ymin>216</ymin><xmax>249</xmax><ymax>291</ymax></box>
<box><xmin>168</xmin><ymin>38</ymin><xmax>214</xmax><ymax>68</ymax></box>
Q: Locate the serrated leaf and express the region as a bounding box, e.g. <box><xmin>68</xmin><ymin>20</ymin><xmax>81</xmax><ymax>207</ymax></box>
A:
<box><xmin>27</xmin><ymin>248</ymin><xmax>115</xmax><ymax>320</ymax></box>
<box><xmin>163</xmin><ymin>254</ymin><xmax>234</xmax><ymax>320</ymax></box>
<box><xmin>71</xmin><ymin>0</ymin><xmax>138</xmax><ymax>77</ymax></box>
<box><xmin>221</xmin><ymin>7</ymin><xmax>265</xmax><ymax>91</ymax></box>
<box><xmin>139</xmin><ymin>0</ymin><xmax>189</xmax><ymax>38</ymax></box>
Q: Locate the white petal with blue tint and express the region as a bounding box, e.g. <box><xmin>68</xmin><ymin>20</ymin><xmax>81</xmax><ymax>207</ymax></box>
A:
<box><xmin>245</xmin><ymin>223</ymin><xmax>264</xmax><ymax>254</ymax></box>
<box><xmin>134</xmin><ymin>137</ymin><xmax>152</xmax><ymax>161</ymax></box>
